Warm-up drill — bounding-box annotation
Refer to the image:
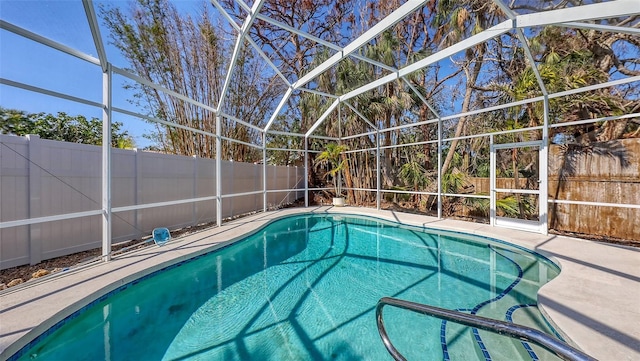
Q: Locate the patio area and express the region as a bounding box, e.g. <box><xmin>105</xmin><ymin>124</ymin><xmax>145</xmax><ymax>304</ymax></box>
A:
<box><xmin>1</xmin><ymin>0</ymin><xmax>640</xmax><ymax>359</ymax></box>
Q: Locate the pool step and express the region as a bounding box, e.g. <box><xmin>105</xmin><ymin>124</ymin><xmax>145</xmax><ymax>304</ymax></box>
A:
<box><xmin>376</xmin><ymin>297</ymin><xmax>595</xmax><ymax>361</ymax></box>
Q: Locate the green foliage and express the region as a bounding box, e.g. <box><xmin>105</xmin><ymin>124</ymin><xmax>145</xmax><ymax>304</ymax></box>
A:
<box><xmin>384</xmin><ymin>186</ymin><xmax>410</xmax><ymax>203</ymax></box>
<box><xmin>315</xmin><ymin>143</ymin><xmax>348</xmax><ymax>177</ymax></box>
<box><xmin>399</xmin><ymin>153</ymin><xmax>428</xmax><ymax>190</ymax></box>
<box><xmin>314</xmin><ymin>143</ymin><xmax>348</xmax><ymax>196</ymax></box>
<box><xmin>496</xmin><ymin>196</ymin><xmax>520</xmax><ymax>217</ymax></box>
<box><xmin>0</xmin><ymin>107</ymin><xmax>135</xmax><ymax>148</ymax></box>
<box><xmin>266</xmin><ymin>118</ymin><xmax>303</xmax><ymax>165</ymax></box>
<box><xmin>441</xmin><ymin>169</ymin><xmax>467</xmax><ymax>194</ymax></box>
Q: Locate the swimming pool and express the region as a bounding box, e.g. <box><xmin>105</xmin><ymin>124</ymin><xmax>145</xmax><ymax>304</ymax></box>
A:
<box><xmin>12</xmin><ymin>214</ymin><xmax>562</xmax><ymax>360</ymax></box>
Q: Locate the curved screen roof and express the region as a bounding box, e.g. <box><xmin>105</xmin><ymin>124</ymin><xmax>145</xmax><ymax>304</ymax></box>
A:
<box><xmin>1</xmin><ymin>0</ymin><xmax>639</xmax><ymax>139</ymax></box>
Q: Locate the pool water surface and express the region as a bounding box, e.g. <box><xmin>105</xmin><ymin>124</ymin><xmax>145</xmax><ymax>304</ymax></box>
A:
<box><xmin>15</xmin><ymin>214</ymin><xmax>562</xmax><ymax>360</ymax></box>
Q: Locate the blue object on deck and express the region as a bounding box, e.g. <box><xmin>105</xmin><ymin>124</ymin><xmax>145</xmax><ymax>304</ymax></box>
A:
<box><xmin>152</xmin><ymin>227</ymin><xmax>171</xmax><ymax>246</ymax></box>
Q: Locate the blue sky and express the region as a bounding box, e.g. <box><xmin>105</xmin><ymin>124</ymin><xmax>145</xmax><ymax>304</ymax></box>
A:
<box><xmin>0</xmin><ymin>1</ymin><xmax>210</xmax><ymax>149</ymax></box>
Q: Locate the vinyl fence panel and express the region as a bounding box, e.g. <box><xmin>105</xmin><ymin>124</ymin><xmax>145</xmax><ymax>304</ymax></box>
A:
<box><xmin>0</xmin><ymin>135</ymin><xmax>304</xmax><ymax>269</ymax></box>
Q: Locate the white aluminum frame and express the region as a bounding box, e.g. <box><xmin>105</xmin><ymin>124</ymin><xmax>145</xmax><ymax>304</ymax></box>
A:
<box><xmin>490</xmin><ymin>140</ymin><xmax>545</xmax><ymax>233</ymax></box>
<box><xmin>0</xmin><ymin>0</ymin><xmax>638</xmax><ymax>260</ymax></box>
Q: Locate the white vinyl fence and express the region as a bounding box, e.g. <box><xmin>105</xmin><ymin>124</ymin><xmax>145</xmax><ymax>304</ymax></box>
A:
<box><xmin>0</xmin><ymin>134</ymin><xmax>304</xmax><ymax>269</ymax></box>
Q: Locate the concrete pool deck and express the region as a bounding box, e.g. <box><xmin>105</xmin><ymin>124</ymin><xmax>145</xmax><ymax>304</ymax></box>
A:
<box><xmin>1</xmin><ymin>206</ymin><xmax>638</xmax><ymax>360</ymax></box>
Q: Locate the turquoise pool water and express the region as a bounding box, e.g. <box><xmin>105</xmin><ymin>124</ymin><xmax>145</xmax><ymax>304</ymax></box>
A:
<box><xmin>15</xmin><ymin>214</ymin><xmax>561</xmax><ymax>360</ymax></box>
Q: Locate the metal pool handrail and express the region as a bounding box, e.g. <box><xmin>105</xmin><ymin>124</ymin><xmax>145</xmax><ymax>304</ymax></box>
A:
<box><xmin>376</xmin><ymin>297</ymin><xmax>597</xmax><ymax>361</ymax></box>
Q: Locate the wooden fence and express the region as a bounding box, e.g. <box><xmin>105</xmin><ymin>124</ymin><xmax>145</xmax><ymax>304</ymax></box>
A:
<box><xmin>548</xmin><ymin>138</ymin><xmax>639</xmax><ymax>240</ymax></box>
<box><xmin>468</xmin><ymin>138</ymin><xmax>639</xmax><ymax>240</ymax></box>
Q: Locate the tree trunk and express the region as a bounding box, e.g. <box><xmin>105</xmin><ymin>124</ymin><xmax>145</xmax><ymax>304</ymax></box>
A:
<box><xmin>342</xmin><ymin>153</ymin><xmax>356</xmax><ymax>202</ymax></box>
<box><xmin>441</xmin><ymin>48</ymin><xmax>485</xmax><ymax>178</ymax></box>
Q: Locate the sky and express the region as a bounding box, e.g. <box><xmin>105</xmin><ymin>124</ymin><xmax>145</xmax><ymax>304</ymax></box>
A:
<box><xmin>3</xmin><ymin>0</ymin><xmax>633</xmax><ymax>149</ymax></box>
<box><xmin>0</xmin><ymin>0</ymin><xmax>211</xmax><ymax>149</ymax></box>
<box><xmin>0</xmin><ymin>0</ymin><xmax>468</xmax><ymax>150</ymax></box>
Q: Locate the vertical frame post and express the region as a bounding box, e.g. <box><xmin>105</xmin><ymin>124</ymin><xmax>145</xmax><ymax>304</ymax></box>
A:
<box><xmin>540</xmin><ymin>96</ymin><xmax>550</xmax><ymax>234</ymax></box>
<box><xmin>376</xmin><ymin>130</ymin><xmax>381</xmax><ymax>210</ymax></box>
<box><xmin>101</xmin><ymin>63</ymin><xmax>112</xmax><ymax>261</ymax></box>
<box><xmin>304</xmin><ymin>137</ymin><xmax>309</xmax><ymax>207</ymax></box>
<box><xmin>337</xmin><ymin>102</ymin><xmax>342</xmax><ymax>199</ymax></box>
<box><xmin>437</xmin><ymin>116</ymin><xmax>442</xmax><ymax>219</ymax></box>
<box><xmin>263</xmin><ymin>132</ymin><xmax>267</xmax><ymax>212</ymax></box>
<box><xmin>489</xmin><ymin>134</ymin><xmax>496</xmax><ymax>226</ymax></box>
<box><xmin>216</xmin><ymin>115</ymin><xmax>222</xmax><ymax>227</ymax></box>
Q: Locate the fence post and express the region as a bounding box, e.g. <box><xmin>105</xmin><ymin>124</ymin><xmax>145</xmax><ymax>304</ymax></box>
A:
<box><xmin>27</xmin><ymin>135</ymin><xmax>42</xmax><ymax>265</ymax></box>
<box><xmin>297</xmin><ymin>165</ymin><xmax>301</xmax><ymax>202</ymax></box>
<box><xmin>135</xmin><ymin>148</ymin><xmax>143</xmax><ymax>239</ymax></box>
<box><xmin>288</xmin><ymin>165</ymin><xmax>292</xmax><ymax>204</ymax></box>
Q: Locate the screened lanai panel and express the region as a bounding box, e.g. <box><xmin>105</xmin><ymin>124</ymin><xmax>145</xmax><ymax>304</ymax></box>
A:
<box><xmin>0</xmin><ymin>83</ymin><xmax>103</xmax><ymax>130</ymax></box>
<box><xmin>422</xmin><ymin>1</ymin><xmax>510</xmax><ymax>52</ymax></box>
<box><xmin>265</xmin><ymin>126</ymin><xmax>305</xmax><ymax>165</ymax></box>
<box><xmin>110</xmin><ymin>72</ymin><xmax>162</xmax><ymax>117</ymax></box>
<box><xmin>100</xmin><ymin>0</ymin><xmax>234</xmax><ymax>91</ymax></box>
<box><xmin>0</xmin><ymin>31</ymin><xmax>101</xmax><ymax>106</ymax></box>
<box><xmin>546</xmin><ymin>79</ymin><xmax>640</xmax><ymax>145</ymax></box>
<box><xmin>522</xmin><ymin>24</ymin><xmax>640</xmax><ymax>93</ymax></box>
<box><xmin>466</xmin><ymin>30</ymin><xmax>546</xmax><ymax>108</ymax></box>
<box><xmin>454</xmin><ymin>103</ymin><xmax>546</xmax><ymax>141</ymax></box>
<box><xmin>318</xmin><ymin>0</ymin><xmax>406</xmax><ymax>47</ymax></box>
<box><xmin>111</xmin><ymin>70</ymin><xmax>219</xmax><ymax>123</ymax></box>
<box><xmin>404</xmin><ymin>56</ymin><xmax>463</xmax><ymax>118</ymax></box>
<box><xmin>218</xmin><ymin>41</ymin><xmax>289</xmax><ymax>125</ymax></box>
<box><xmin>240</xmin><ymin>12</ymin><xmax>341</xmax><ymax>85</ymax></box>
<box><xmin>308</xmin><ymin>56</ymin><xmax>395</xmax><ymax>101</ymax></box>
<box><xmin>275</xmin><ymin>91</ymin><xmax>336</xmax><ymax>135</ymax></box>
<box><xmin>1</xmin><ymin>0</ymin><xmax>98</xmax><ymax>57</ymax></box>
<box><xmin>266</xmin><ymin>148</ymin><xmax>304</xmax><ymax>166</ymax></box>
<box><xmin>338</xmin><ymin>105</ymin><xmax>378</xmax><ymax>139</ymax></box>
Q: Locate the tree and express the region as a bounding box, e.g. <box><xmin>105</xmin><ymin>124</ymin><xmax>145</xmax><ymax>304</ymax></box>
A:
<box><xmin>314</xmin><ymin>143</ymin><xmax>348</xmax><ymax>198</ymax></box>
<box><xmin>399</xmin><ymin>153</ymin><xmax>428</xmax><ymax>202</ymax></box>
<box><xmin>429</xmin><ymin>0</ymin><xmax>504</xmax><ymax>179</ymax></box>
<box><xmin>220</xmin><ymin>0</ymin><xmax>351</xmax><ymax>88</ymax></box>
<box><xmin>509</xmin><ymin>25</ymin><xmax>639</xmax><ymax>143</ymax></box>
<box><xmin>0</xmin><ymin>107</ymin><xmax>135</xmax><ymax>148</ymax></box>
<box><xmin>101</xmin><ymin>0</ymin><xmax>283</xmax><ymax>160</ymax></box>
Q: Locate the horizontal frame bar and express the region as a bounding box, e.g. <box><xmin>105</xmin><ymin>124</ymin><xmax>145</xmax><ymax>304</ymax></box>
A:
<box><xmin>0</xmin><ymin>20</ymin><xmax>100</xmax><ymax>66</ymax></box>
<box><xmin>0</xmin><ymin>210</ymin><xmax>102</xmax><ymax>229</ymax></box>
<box><xmin>112</xmin><ymin>196</ymin><xmax>219</xmax><ymax>213</ymax></box>
<box><xmin>266</xmin><ymin>147</ymin><xmax>305</xmax><ymax>153</ymax></box>
<box><xmin>220</xmin><ymin>190</ymin><xmax>264</xmax><ymax>199</ymax></box>
<box><xmin>113</xmin><ymin>107</ymin><xmax>217</xmax><ymax>139</ymax></box>
<box><xmin>1</xmin><ymin>78</ymin><xmax>102</xmax><ymax>108</ymax></box>
<box><xmin>548</xmin><ymin>199</ymin><xmax>640</xmax><ymax>209</ymax></box>
<box><xmin>495</xmin><ymin>188</ymin><xmax>540</xmax><ymax>195</ymax></box>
